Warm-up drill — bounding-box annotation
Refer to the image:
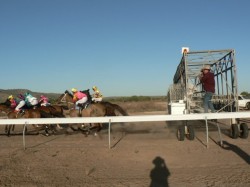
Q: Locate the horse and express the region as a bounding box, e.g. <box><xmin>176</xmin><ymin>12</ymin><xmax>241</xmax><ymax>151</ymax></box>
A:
<box><xmin>55</xmin><ymin>90</ymin><xmax>105</xmax><ymax>134</ymax></box>
<box><xmin>68</xmin><ymin>102</ymin><xmax>107</xmax><ymax>135</ymax></box>
<box><xmin>20</xmin><ymin>100</ymin><xmax>66</xmax><ymax>131</ymax></box>
<box><xmin>0</xmin><ymin>102</ymin><xmax>14</xmax><ymax>135</ymax></box>
<box><xmin>0</xmin><ymin>101</ymin><xmax>56</xmax><ymax>136</ymax></box>
<box><xmin>56</xmin><ymin>91</ymin><xmax>75</xmax><ymax>110</ymax></box>
<box><xmin>80</xmin><ymin>89</ymin><xmax>129</xmax><ymax>116</ymax></box>
<box><xmin>56</xmin><ymin>89</ymin><xmax>128</xmax><ymax>116</ymax></box>
<box><xmin>36</xmin><ymin>102</ymin><xmax>66</xmax><ymax>132</ymax></box>
<box><xmin>0</xmin><ymin>102</ymin><xmax>42</xmax><ymax>136</ymax></box>
<box><xmin>56</xmin><ymin>90</ymin><xmax>128</xmax><ymax>135</ymax></box>
<box><xmin>37</xmin><ymin>100</ymin><xmax>65</xmax><ymax>118</ymax></box>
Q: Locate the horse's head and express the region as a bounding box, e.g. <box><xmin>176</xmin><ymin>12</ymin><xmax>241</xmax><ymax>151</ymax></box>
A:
<box><xmin>0</xmin><ymin>103</ymin><xmax>11</xmax><ymax>113</ymax></box>
<box><xmin>64</xmin><ymin>90</ymin><xmax>73</xmax><ymax>98</ymax></box>
<box><xmin>4</xmin><ymin>99</ymin><xmax>11</xmax><ymax>106</ymax></box>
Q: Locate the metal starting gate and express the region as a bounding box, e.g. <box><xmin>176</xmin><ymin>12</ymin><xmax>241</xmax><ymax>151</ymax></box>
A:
<box><xmin>168</xmin><ymin>49</ymin><xmax>238</xmax><ymax>114</ymax></box>
<box><xmin>167</xmin><ymin>49</ymin><xmax>249</xmax><ymax>140</ymax></box>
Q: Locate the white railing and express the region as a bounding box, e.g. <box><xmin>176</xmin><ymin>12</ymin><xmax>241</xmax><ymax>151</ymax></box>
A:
<box><xmin>0</xmin><ymin>112</ymin><xmax>250</xmax><ymax>149</ymax></box>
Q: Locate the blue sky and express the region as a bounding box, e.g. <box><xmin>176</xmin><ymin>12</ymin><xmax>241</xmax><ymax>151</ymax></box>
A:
<box><xmin>0</xmin><ymin>0</ymin><xmax>250</xmax><ymax>96</ymax></box>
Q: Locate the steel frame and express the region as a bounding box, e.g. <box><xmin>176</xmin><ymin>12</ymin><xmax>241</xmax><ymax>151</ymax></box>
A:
<box><xmin>168</xmin><ymin>49</ymin><xmax>238</xmax><ymax>114</ymax></box>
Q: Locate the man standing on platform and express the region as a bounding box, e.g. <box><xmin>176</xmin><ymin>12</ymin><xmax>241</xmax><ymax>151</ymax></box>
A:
<box><xmin>199</xmin><ymin>65</ymin><xmax>216</xmax><ymax>113</ymax></box>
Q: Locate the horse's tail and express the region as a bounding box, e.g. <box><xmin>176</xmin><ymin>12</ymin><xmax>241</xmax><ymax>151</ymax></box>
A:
<box><xmin>102</xmin><ymin>101</ymin><xmax>128</xmax><ymax>116</ymax></box>
<box><xmin>112</xmin><ymin>104</ymin><xmax>128</xmax><ymax>116</ymax></box>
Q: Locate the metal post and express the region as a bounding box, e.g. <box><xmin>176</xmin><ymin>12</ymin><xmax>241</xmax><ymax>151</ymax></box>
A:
<box><xmin>205</xmin><ymin>117</ymin><xmax>209</xmax><ymax>148</ymax></box>
<box><xmin>23</xmin><ymin>122</ymin><xmax>28</xmax><ymax>150</ymax></box>
<box><xmin>108</xmin><ymin>119</ymin><xmax>111</xmax><ymax>149</ymax></box>
<box><xmin>215</xmin><ymin>121</ymin><xmax>223</xmax><ymax>146</ymax></box>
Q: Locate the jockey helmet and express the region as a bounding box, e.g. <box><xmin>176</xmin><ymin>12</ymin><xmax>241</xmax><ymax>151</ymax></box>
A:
<box><xmin>92</xmin><ymin>86</ymin><xmax>97</xmax><ymax>91</ymax></box>
<box><xmin>40</xmin><ymin>95</ymin><xmax>45</xmax><ymax>98</ymax></box>
<box><xmin>8</xmin><ymin>95</ymin><xmax>14</xmax><ymax>100</ymax></box>
<box><xmin>71</xmin><ymin>88</ymin><xmax>77</xmax><ymax>93</ymax></box>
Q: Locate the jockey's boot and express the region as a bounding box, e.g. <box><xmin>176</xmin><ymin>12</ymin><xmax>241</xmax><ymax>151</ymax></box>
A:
<box><xmin>84</xmin><ymin>102</ymin><xmax>90</xmax><ymax>109</ymax></box>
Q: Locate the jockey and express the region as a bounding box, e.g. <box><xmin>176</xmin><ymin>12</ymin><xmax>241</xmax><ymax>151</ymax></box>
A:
<box><xmin>71</xmin><ymin>88</ymin><xmax>88</xmax><ymax>109</ymax></box>
<box><xmin>15</xmin><ymin>94</ymin><xmax>26</xmax><ymax>112</ymax></box>
<box><xmin>24</xmin><ymin>92</ymin><xmax>38</xmax><ymax>108</ymax></box>
<box><xmin>92</xmin><ymin>86</ymin><xmax>103</xmax><ymax>102</ymax></box>
<box><xmin>7</xmin><ymin>95</ymin><xmax>17</xmax><ymax>109</ymax></box>
<box><xmin>8</xmin><ymin>94</ymin><xmax>26</xmax><ymax>112</ymax></box>
<box><xmin>39</xmin><ymin>95</ymin><xmax>50</xmax><ymax>106</ymax></box>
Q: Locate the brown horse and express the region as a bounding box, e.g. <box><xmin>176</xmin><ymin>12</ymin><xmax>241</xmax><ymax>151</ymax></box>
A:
<box><xmin>68</xmin><ymin>102</ymin><xmax>107</xmax><ymax>135</ymax></box>
<box><xmin>37</xmin><ymin>104</ymin><xmax>65</xmax><ymax>129</ymax></box>
<box><xmin>0</xmin><ymin>102</ymin><xmax>56</xmax><ymax>136</ymax></box>
<box><xmin>37</xmin><ymin>101</ymin><xmax>65</xmax><ymax>118</ymax></box>
<box><xmin>56</xmin><ymin>90</ymin><xmax>128</xmax><ymax>135</ymax></box>
<box><xmin>0</xmin><ymin>102</ymin><xmax>42</xmax><ymax>136</ymax></box>
<box><xmin>0</xmin><ymin>103</ymin><xmax>13</xmax><ymax>134</ymax></box>
<box><xmin>56</xmin><ymin>90</ymin><xmax>128</xmax><ymax>116</ymax></box>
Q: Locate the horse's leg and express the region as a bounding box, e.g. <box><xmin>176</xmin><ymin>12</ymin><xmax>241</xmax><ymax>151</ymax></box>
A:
<box><xmin>89</xmin><ymin>123</ymin><xmax>102</xmax><ymax>136</ymax></box>
<box><xmin>12</xmin><ymin>125</ymin><xmax>15</xmax><ymax>132</ymax></box>
<box><xmin>44</xmin><ymin>125</ymin><xmax>50</xmax><ymax>136</ymax></box>
<box><xmin>69</xmin><ymin>123</ymin><xmax>80</xmax><ymax>131</ymax></box>
<box><xmin>7</xmin><ymin>125</ymin><xmax>12</xmax><ymax>137</ymax></box>
<box><xmin>31</xmin><ymin>124</ymin><xmax>41</xmax><ymax>135</ymax></box>
<box><xmin>5</xmin><ymin>125</ymin><xmax>8</xmax><ymax>134</ymax></box>
<box><xmin>96</xmin><ymin>123</ymin><xmax>103</xmax><ymax>136</ymax></box>
<box><xmin>49</xmin><ymin>124</ymin><xmax>59</xmax><ymax>134</ymax></box>
<box><xmin>56</xmin><ymin>124</ymin><xmax>63</xmax><ymax>130</ymax></box>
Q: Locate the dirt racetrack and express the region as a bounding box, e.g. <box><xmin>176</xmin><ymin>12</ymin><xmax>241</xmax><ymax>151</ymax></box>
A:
<box><xmin>0</xmin><ymin>110</ymin><xmax>250</xmax><ymax>187</ymax></box>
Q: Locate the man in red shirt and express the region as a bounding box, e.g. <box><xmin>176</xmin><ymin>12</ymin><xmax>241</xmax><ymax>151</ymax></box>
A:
<box><xmin>199</xmin><ymin>65</ymin><xmax>215</xmax><ymax>113</ymax></box>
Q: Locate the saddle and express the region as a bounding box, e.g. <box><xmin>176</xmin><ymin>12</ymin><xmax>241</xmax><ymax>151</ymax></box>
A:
<box><xmin>16</xmin><ymin>109</ymin><xmax>25</xmax><ymax>117</ymax></box>
<box><xmin>78</xmin><ymin>102</ymin><xmax>91</xmax><ymax>113</ymax></box>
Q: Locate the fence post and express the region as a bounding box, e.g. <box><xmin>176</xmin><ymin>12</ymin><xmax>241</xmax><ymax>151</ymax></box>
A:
<box><xmin>205</xmin><ymin>116</ymin><xmax>209</xmax><ymax>149</ymax></box>
<box><xmin>23</xmin><ymin>121</ymin><xmax>28</xmax><ymax>150</ymax></box>
<box><xmin>108</xmin><ymin>119</ymin><xmax>111</xmax><ymax>149</ymax></box>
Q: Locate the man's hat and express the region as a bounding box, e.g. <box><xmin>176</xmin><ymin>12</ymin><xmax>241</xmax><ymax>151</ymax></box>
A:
<box><xmin>202</xmin><ymin>65</ymin><xmax>211</xmax><ymax>70</ymax></box>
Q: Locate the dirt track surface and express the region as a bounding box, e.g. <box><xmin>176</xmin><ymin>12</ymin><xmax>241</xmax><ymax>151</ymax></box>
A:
<box><xmin>0</xmin><ymin>112</ymin><xmax>250</xmax><ymax>187</ymax></box>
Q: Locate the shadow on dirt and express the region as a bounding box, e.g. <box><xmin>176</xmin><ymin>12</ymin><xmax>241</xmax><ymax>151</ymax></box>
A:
<box><xmin>150</xmin><ymin>156</ymin><xmax>170</xmax><ymax>187</ymax></box>
<box><xmin>222</xmin><ymin>141</ymin><xmax>250</xmax><ymax>164</ymax></box>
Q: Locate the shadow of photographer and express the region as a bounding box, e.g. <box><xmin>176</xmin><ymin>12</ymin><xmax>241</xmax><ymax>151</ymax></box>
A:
<box><xmin>150</xmin><ymin>156</ymin><xmax>170</xmax><ymax>187</ymax></box>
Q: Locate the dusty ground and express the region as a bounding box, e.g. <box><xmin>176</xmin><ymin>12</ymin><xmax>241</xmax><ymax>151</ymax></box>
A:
<box><xmin>0</xmin><ymin>108</ymin><xmax>250</xmax><ymax>187</ymax></box>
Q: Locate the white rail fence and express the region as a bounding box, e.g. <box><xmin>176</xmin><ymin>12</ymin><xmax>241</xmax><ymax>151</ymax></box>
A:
<box><xmin>0</xmin><ymin>112</ymin><xmax>250</xmax><ymax>149</ymax></box>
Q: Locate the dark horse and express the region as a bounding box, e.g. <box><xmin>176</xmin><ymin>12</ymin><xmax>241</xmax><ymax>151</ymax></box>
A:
<box><xmin>0</xmin><ymin>100</ymin><xmax>63</xmax><ymax>136</ymax></box>
<box><xmin>0</xmin><ymin>100</ymin><xmax>42</xmax><ymax>136</ymax></box>
<box><xmin>56</xmin><ymin>90</ymin><xmax>128</xmax><ymax>135</ymax></box>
